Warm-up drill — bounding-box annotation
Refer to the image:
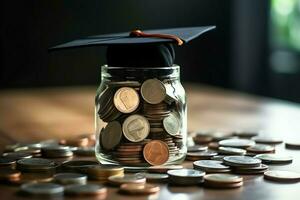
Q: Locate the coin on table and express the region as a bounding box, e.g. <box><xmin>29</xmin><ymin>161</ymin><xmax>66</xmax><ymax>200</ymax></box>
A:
<box><xmin>101</xmin><ymin>121</ymin><xmax>122</xmax><ymax>150</ymax></box>
<box><xmin>246</xmin><ymin>144</ymin><xmax>275</xmax><ymax>154</ymax></box>
<box><xmin>264</xmin><ymin>170</ymin><xmax>300</xmax><ymax>182</ymax></box>
<box><xmin>123</xmin><ymin>115</ymin><xmax>150</xmax><ymax>142</ymax></box>
<box><xmin>0</xmin><ymin>157</ymin><xmax>16</xmax><ymax>166</ymax></box>
<box><xmin>147</xmin><ymin>165</ymin><xmax>183</xmax><ymax>173</ymax></box>
<box><xmin>64</xmin><ymin>184</ymin><xmax>107</xmax><ymax>196</ymax></box>
<box><xmin>54</xmin><ymin>173</ymin><xmax>87</xmax><ymax>185</ymax></box>
<box><xmin>223</xmin><ymin>156</ymin><xmax>261</xmax><ymax>167</ymax></box>
<box><xmin>113</xmin><ymin>87</ymin><xmax>140</xmax><ymax>113</ymax></box>
<box><xmin>143</xmin><ymin>173</ymin><xmax>169</xmax><ymax>182</ymax></box>
<box><xmin>167</xmin><ymin>169</ymin><xmax>205</xmax><ymax>185</ymax></box>
<box><xmin>143</xmin><ymin>140</ymin><xmax>169</xmax><ymax>166</ymax></box>
<box><xmin>2</xmin><ymin>152</ymin><xmax>33</xmax><ymax>160</ymax></box>
<box><xmin>204</xmin><ymin>174</ymin><xmax>243</xmax><ymax>188</ymax></box>
<box><xmin>285</xmin><ymin>142</ymin><xmax>300</xmax><ymax>150</ymax></box>
<box><xmin>141</xmin><ymin>79</ymin><xmax>166</xmax><ymax>104</ymax></box>
<box><xmin>61</xmin><ymin>160</ymin><xmax>99</xmax><ymax>172</ymax></box>
<box><xmin>254</xmin><ymin>154</ymin><xmax>293</xmax><ymax>164</ymax></box>
<box><xmin>74</xmin><ymin>147</ymin><xmax>95</xmax><ymax>156</ymax></box>
<box><xmin>119</xmin><ymin>183</ymin><xmax>160</xmax><ymax>195</ymax></box>
<box><xmin>232</xmin><ymin>164</ymin><xmax>268</xmax><ymax>174</ymax></box>
<box><xmin>233</xmin><ymin>131</ymin><xmax>258</xmax><ymax>138</ymax></box>
<box><xmin>20</xmin><ymin>182</ymin><xmax>64</xmax><ymax>196</ymax></box>
<box><xmin>108</xmin><ymin>173</ymin><xmax>146</xmax><ymax>186</ymax></box>
<box><xmin>252</xmin><ymin>136</ymin><xmax>283</xmax><ymax>144</ymax></box>
<box><xmin>219</xmin><ymin>138</ymin><xmax>255</xmax><ymax>148</ymax></box>
<box><xmin>188</xmin><ymin>145</ymin><xmax>208</xmax><ymax>152</ymax></box>
<box><xmin>193</xmin><ymin>160</ymin><xmax>230</xmax><ymax>173</ymax></box>
<box><xmin>16</xmin><ymin>158</ymin><xmax>57</xmax><ymax>172</ymax></box>
<box><xmin>163</xmin><ymin>112</ymin><xmax>180</xmax><ymax>136</ymax></box>
<box><xmin>186</xmin><ymin>151</ymin><xmax>218</xmax><ymax>161</ymax></box>
<box><xmin>0</xmin><ymin>168</ymin><xmax>21</xmax><ymax>182</ymax></box>
<box><xmin>218</xmin><ymin>147</ymin><xmax>246</xmax><ymax>155</ymax></box>
<box><xmin>41</xmin><ymin>146</ymin><xmax>73</xmax><ymax>158</ymax></box>
<box><xmin>84</xmin><ymin>165</ymin><xmax>124</xmax><ymax>181</ymax></box>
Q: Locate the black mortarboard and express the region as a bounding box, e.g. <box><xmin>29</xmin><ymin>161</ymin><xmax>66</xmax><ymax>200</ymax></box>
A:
<box><xmin>50</xmin><ymin>26</ymin><xmax>215</xmax><ymax>67</ymax></box>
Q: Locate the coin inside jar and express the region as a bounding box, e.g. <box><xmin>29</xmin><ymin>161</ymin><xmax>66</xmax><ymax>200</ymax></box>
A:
<box><xmin>113</xmin><ymin>87</ymin><xmax>140</xmax><ymax>113</ymax></box>
<box><xmin>101</xmin><ymin>121</ymin><xmax>122</xmax><ymax>150</ymax></box>
<box><xmin>141</xmin><ymin>79</ymin><xmax>166</xmax><ymax>104</ymax></box>
<box><xmin>163</xmin><ymin>112</ymin><xmax>181</xmax><ymax>136</ymax></box>
<box><xmin>143</xmin><ymin>140</ymin><xmax>169</xmax><ymax>166</ymax></box>
<box><xmin>122</xmin><ymin>115</ymin><xmax>150</xmax><ymax>142</ymax></box>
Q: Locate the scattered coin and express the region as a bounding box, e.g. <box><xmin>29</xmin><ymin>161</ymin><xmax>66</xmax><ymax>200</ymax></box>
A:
<box><xmin>186</xmin><ymin>151</ymin><xmax>218</xmax><ymax>161</ymax></box>
<box><xmin>113</xmin><ymin>87</ymin><xmax>140</xmax><ymax>113</ymax></box>
<box><xmin>83</xmin><ymin>164</ymin><xmax>124</xmax><ymax>181</ymax></box>
<box><xmin>10</xmin><ymin>173</ymin><xmax>54</xmax><ymax>185</ymax></box>
<box><xmin>16</xmin><ymin>158</ymin><xmax>57</xmax><ymax>172</ymax></box>
<box><xmin>285</xmin><ymin>142</ymin><xmax>300</xmax><ymax>150</ymax></box>
<box><xmin>252</xmin><ymin>136</ymin><xmax>283</xmax><ymax>144</ymax></box>
<box><xmin>54</xmin><ymin>173</ymin><xmax>87</xmax><ymax>185</ymax></box>
<box><xmin>223</xmin><ymin>156</ymin><xmax>261</xmax><ymax>167</ymax></box>
<box><xmin>231</xmin><ymin>164</ymin><xmax>268</xmax><ymax>174</ymax></box>
<box><xmin>64</xmin><ymin>184</ymin><xmax>107</xmax><ymax>196</ymax></box>
<box><xmin>120</xmin><ymin>183</ymin><xmax>160</xmax><ymax>195</ymax></box>
<box><xmin>141</xmin><ymin>79</ymin><xmax>166</xmax><ymax>104</ymax></box>
<box><xmin>20</xmin><ymin>182</ymin><xmax>64</xmax><ymax>196</ymax></box>
<box><xmin>0</xmin><ymin>168</ymin><xmax>21</xmax><ymax>182</ymax></box>
<box><xmin>147</xmin><ymin>165</ymin><xmax>183</xmax><ymax>173</ymax></box>
<box><xmin>218</xmin><ymin>147</ymin><xmax>246</xmax><ymax>155</ymax></box>
<box><xmin>60</xmin><ymin>160</ymin><xmax>99</xmax><ymax>172</ymax></box>
<box><xmin>41</xmin><ymin>146</ymin><xmax>73</xmax><ymax>158</ymax></box>
<box><xmin>74</xmin><ymin>147</ymin><xmax>95</xmax><ymax>156</ymax></box>
<box><xmin>0</xmin><ymin>157</ymin><xmax>16</xmax><ymax>166</ymax></box>
<box><xmin>167</xmin><ymin>169</ymin><xmax>205</xmax><ymax>185</ymax></box>
<box><xmin>188</xmin><ymin>145</ymin><xmax>208</xmax><ymax>152</ymax></box>
<box><xmin>163</xmin><ymin>112</ymin><xmax>180</xmax><ymax>136</ymax></box>
<box><xmin>143</xmin><ymin>140</ymin><xmax>169</xmax><ymax>165</ymax></box>
<box><xmin>254</xmin><ymin>154</ymin><xmax>293</xmax><ymax>164</ymax></box>
<box><xmin>143</xmin><ymin>173</ymin><xmax>169</xmax><ymax>182</ymax></box>
<box><xmin>246</xmin><ymin>144</ymin><xmax>275</xmax><ymax>154</ymax></box>
<box><xmin>219</xmin><ymin>139</ymin><xmax>255</xmax><ymax>149</ymax></box>
<box><xmin>108</xmin><ymin>173</ymin><xmax>146</xmax><ymax>186</ymax></box>
<box><xmin>204</xmin><ymin>174</ymin><xmax>243</xmax><ymax>188</ymax></box>
<box><xmin>60</xmin><ymin>137</ymin><xmax>90</xmax><ymax>147</ymax></box>
<box><xmin>233</xmin><ymin>131</ymin><xmax>258</xmax><ymax>138</ymax></box>
<box><xmin>193</xmin><ymin>160</ymin><xmax>230</xmax><ymax>173</ymax></box>
<box><xmin>2</xmin><ymin>152</ymin><xmax>33</xmax><ymax>160</ymax></box>
<box><xmin>101</xmin><ymin>121</ymin><xmax>122</xmax><ymax>150</ymax></box>
<box><xmin>264</xmin><ymin>170</ymin><xmax>300</xmax><ymax>182</ymax></box>
<box><xmin>192</xmin><ymin>132</ymin><xmax>213</xmax><ymax>144</ymax></box>
<box><xmin>123</xmin><ymin>115</ymin><xmax>150</xmax><ymax>142</ymax></box>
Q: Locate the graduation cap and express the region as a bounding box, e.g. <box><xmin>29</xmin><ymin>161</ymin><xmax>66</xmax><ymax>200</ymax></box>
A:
<box><xmin>50</xmin><ymin>26</ymin><xmax>215</xmax><ymax>67</ymax></box>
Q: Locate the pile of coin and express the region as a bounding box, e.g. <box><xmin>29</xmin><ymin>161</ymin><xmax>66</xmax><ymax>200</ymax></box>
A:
<box><xmin>96</xmin><ymin>78</ymin><xmax>185</xmax><ymax>166</ymax></box>
<box><xmin>204</xmin><ymin>174</ymin><xmax>243</xmax><ymax>188</ymax></box>
<box><xmin>167</xmin><ymin>169</ymin><xmax>205</xmax><ymax>185</ymax></box>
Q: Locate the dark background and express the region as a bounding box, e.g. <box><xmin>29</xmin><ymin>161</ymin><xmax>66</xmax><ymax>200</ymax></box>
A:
<box><xmin>1</xmin><ymin>0</ymin><xmax>300</xmax><ymax>102</ymax></box>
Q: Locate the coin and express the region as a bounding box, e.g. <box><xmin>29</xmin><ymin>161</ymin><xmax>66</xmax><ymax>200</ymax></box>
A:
<box><xmin>0</xmin><ymin>157</ymin><xmax>16</xmax><ymax>166</ymax></box>
<box><xmin>123</xmin><ymin>115</ymin><xmax>150</xmax><ymax>142</ymax></box>
<box><xmin>41</xmin><ymin>146</ymin><xmax>73</xmax><ymax>158</ymax></box>
<box><xmin>193</xmin><ymin>160</ymin><xmax>230</xmax><ymax>173</ymax></box>
<box><xmin>64</xmin><ymin>184</ymin><xmax>107</xmax><ymax>196</ymax></box>
<box><xmin>218</xmin><ymin>147</ymin><xmax>246</xmax><ymax>155</ymax></box>
<box><xmin>119</xmin><ymin>183</ymin><xmax>160</xmax><ymax>195</ymax></box>
<box><xmin>231</xmin><ymin>164</ymin><xmax>268</xmax><ymax>174</ymax></box>
<box><xmin>167</xmin><ymin>169</ymin><xmax>205</xmax><ymax>185</ymax></box>
<box><xmin>204</xmin><ymin>174</ymin><xmax>243</xmax><ymax>183</ymax></box>
<box><xmin>223</xmin><ymin>156</ymin><xmax>261</xmax><ymax>167</ymax></box>
<box><xmin>0</xmin><ymin>168</ymin><xmax>21</xmax><ymax>182</ymax></box>
<box><xmin>186</xmin><ymin>151</ymin><xmax>218</xmax><ymax>161</ymax></box>
<box><xmin>54</xmin><ymin>173</ymin><xmax>87</xmax><ymax>185</ymax></box>
<box><xmin>101</xmin><ymin>121</ymin><xmax>122</xmax><ymax>150</ymax></box>
<box><xmin>84</xmin><ymin>165</ymin><xmax>124</xmax><ymax>181</ymax></box>
<box><xmin>147</xmin><ymin>165</ymin><xmax>183</xmax><ymax>173</ymax></box>
<box><xmin>233</xmin><ymin>131</ymin><xmax>258</xmax><ymax>138</ymax></box>
<box><xmin>188</xmin><ymin>145</ymin><xmax>208</xmax><ymax>152</ymax></box>
<box><xmin>219</xmin><ymin>139</ymin><xmax>255</xmax><ymax>149</ymax></box>
<box><xmin>10</xmin><ymin>173</ymin><xmax>54</xmax><ymax>185</ymax></box>
<box><xmin>285</xmin><ymin>142</ymin><xmax>300</xmax><ymax>150</ymax></box>
<box><xmin>143</xmin><ymin>140</ymin><xmax>169</xmax><ymax>166</ymax></box>
<box><xmin>108</xmin><ymin>173</ymin><xmax>146</xmax><ymax>186</ymax></box>
<box><xmin>252</xmin><ymin>136</ymin><xmax>283</xmax><ymax>144</ymax></box>
<box><xmin>20</xmin><ymin>182</ymin><xmax>64</xmax><ymax>196</ymax></box>
<box><xmin>59</xmin><ymin>137</ymin><xmax>90</xmax><ymax>147</ymax></box>
<box><xmin>246</xmin><ymin>144</ymin><xmax>275</xmax><ymax>154</ymax></box>
<box><xmin>60</xmin><ymin>160</ymin><xmax>99</xmax><ymax>172</ymax></box>
<box><xmin>16</xmin><ymin>158</ymin><xmax>57</xmax><ymax>172</ymax></box>
<box><xmin>141</xmin><ymin>79</ymin><xmax>166</xmax><ymax>104</ymax></box>
<box><xmin>163</xmin><ymin>112</ymin><xmax>180</xmax><ymax>136</ymax></box>
<box><xmin>264</xmin><ymin>170</ymin><xmax>300</xmax><ymax>182</ymax></box>
<box><xmin>192</xmin><ymin>132</ymin><xmax>213</xmax><ymax>144</ymax></box>
<box><xmin>2</xmin><ymin>152</ymin><xmax>33</xmax><ymax>160</ymax></box>
<box><xmin>143</xmin><ymin>173</ymin><xmax>169</xmax><ymax>182</ymax></box>
<box><xmin>74</xmin><ymin>147</ymin><xmax>95</xmax><ymax>156</ymax></box>
<box><xmin>254</xmin><ymin>154</ymin><xmax>293</xmax><ymax>164</ymax></box>
<box><xmin>114</xmin><ymin>87</ymin><xmax>140</xmax><ymax>113</ymax></box>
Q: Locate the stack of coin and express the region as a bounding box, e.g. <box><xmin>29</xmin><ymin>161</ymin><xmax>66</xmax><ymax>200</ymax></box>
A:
<box><xmin>60</xmin><ymin>160</ymin><xmax>99</xmax><ymax>173</ymax></box>
<box><xmin>119</xmin><ymin>183</ymin><xmax>160</xmax><ymax>195</ymax></box>
<box><xmin>186</xmin><ymin>151</ymin><xmax>218</xmax><ymax>161</ymax></box>
<box><xmin>64</xmin><ymin>184</ymin><xmax>107</xmax><ymax>197</ymax></box>
<box><xmin>204</xmin><ymin>174</ymin><xmax>243</xmax><ymax>188</ymax></box>
<box><xmin>223</xmin><ymin>155</ymin><xmax>266</xmax><ymax>174</ymax></box>
<box><xmin>83</xmin><ymin>165</ymin><xmax>124</xmax><ymax>182</ymax></box>
<box><xmin>193</xmin><ymin>160</ymin><xmax>230</xmax><ymax>173</ymax></box>
<box><xmin>254</xmin><ymin>154</ymin><xmax>293</xmax><ymax>164</ymax></box>
<box><xmin>41</xmin><ymin>146</ymin><xmax>73</xmax><ymax>158</ymax></box>
<box><xmin>16</xmin><ymin>158</ymin><xmax>57</xmax><ymax>173</ymax></box>
<box><xmin>167</xmin><ymin>169</ymin><xmax>205</xmax><ymax>185</ymax></box>
<box><xmin>54</xmin><ymin>173</ymin><xmax>87</xmax><ymax>185</ymax></box>
<box><xmin>96</xmin><ymin>78</ymin><xmax>185</xmax><ymax>166</ymax></box>
<box><xmin>108</xmin><ymin>173</ymin><xmax>146</xmax><ymax>186</ymax></box>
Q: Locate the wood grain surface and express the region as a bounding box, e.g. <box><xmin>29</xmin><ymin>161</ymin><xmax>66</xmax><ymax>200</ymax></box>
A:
<box><xmin>0</xmin><ymin>84</ymin><xmax>300</xmax><ymax>200</ymax></box>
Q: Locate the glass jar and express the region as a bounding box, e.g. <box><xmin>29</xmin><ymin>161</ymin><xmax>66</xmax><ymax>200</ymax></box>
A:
<box><xmin>95</xmin><ymin>65</ymin><xmax>187</xmax><ymax>168</ymax></box>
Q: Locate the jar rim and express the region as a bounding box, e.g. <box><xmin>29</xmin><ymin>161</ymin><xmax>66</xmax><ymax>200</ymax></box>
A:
<box><xmin>101</xmin><ymin>64</ymin><xmax>180</xmax><ymax>70</ymax></box>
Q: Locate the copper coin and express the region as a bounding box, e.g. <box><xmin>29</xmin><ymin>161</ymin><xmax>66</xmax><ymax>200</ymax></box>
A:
<box><xmin>120</xmin><ymin>183</ymin><xmax>160</xmax><ymax>195</ymax></box>
<box><xmin>0</xmin><ymin>168</ymin><xmax>21</xmax><ymax>181</ymax></box>
<box><xmin>143</xmin><ymin>140</ymin><xmax>169</xmax><ymax>166</ymax></box>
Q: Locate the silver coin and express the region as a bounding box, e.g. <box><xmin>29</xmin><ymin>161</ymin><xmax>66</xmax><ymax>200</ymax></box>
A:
<box><xmin>187</xmin><ymin>145</ymin><xmax>208</xmax><ymax>152</ymax></box>
<box><xmin>108</xmin><ymin>173</ymin><xmax>146</xmax><ymax>186</ymax></box>
<box><xmin>2</xmin><ymin>152</ymin><xmax>32</xmax><ymax>160</ymax></box>
<box><xmin>167</xmin><ymin>169</ymin><xmax>205</xmax><ymax>185</ymax></box>
<box><xmin>122</xmin><ymin>115</ymin><xmax>150</xmax><ymax>142</ymax></box>
<box><xmin>264</xmin><ymin>170</ymin><xmax>300</xmax><ymax>182</ymax></box>
<box><xmin>223</xmin><ymin>156</ymin><xmax>261</xmax><ymax>167</ymax></box>
<box><xmin>17</xmin><ymin>158</ymin><xmax>57</xmax><ymax>172</ymax></box>
<box><xmin>246</xmin><ymin>144</ymin><xmax>275</xmax><ymax>153</ymax></box>
<box><xmin>219</xmin><ymin>139</ymin><xmax>255</xmax><ymax>148</ymax></box>
<box><xmin>285</xmin><ymin>142</ymin><xmax>300</xmax><ymax>150</ymax></box>
<box><xmin>163</xmin><ymin>112</ymin><xmax>181</xmax><ymax>136</ymax></box>
<box><xmin>233</xmin><ymin>131</ymin><xmax>258</xmax><ymax>138</ymax></box>
<box><xmin>141</xmin><ymin>79</ymin><xmax>166</xmax><ymax>104</ymax></box>
<box><xmin>41</xmin><ymin>146</ymin><xmax>73</xmax><ymax>158</ymax></box>
<box><xmin>252</xmin><ymin>136</ymin><xmax>283</xmax><ymax>144</ymax></box>
<box><xmin>143</xmin><ymin>173</ymin><xmax>169</xmax><ymax>182</ymax></box>
<box><xmin>193</xmin><ymin>160</ymin><xmax>230</xmax><ymax>172</ymax></box>
<box><xmin>64</xmin><ymin>184</ymin><xmax>107</xmax><ymax>196</ymax></box>
<box><xmin>0</xmin><ymin>157</ymin><xmax>16</xmax><ymax>166</ymax></box>
<box><xmin>218</xmin><ymin>147</ymin><xmax>246</xmax><ymax>155</ymax></box>
<box><xmin>20</xmin><ymin>183</ymin><xmax>64</xmax><ymax>196</ymax></box>
<box><xmin>54</xmin><ymin>173</ymin><xmax>87</xmax><ymax>185</ymax></box>
<box><xmin>254</xmin><ymin>154</ymin><xmax>293</xmax><ymax>164</ymax></box>
<box><xmin>204</xmin><ymin>174</ymin><xmax>243</xmax><ymax>184</ymax></box>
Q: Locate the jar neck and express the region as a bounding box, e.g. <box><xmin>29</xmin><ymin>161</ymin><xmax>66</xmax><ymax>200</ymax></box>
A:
<box><xmin>101</xmin><ymin>65</ymin><xmax>180</xmax><ymax>82</ymax></box>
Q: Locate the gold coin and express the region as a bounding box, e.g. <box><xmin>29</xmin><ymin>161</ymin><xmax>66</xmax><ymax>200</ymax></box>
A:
<box><xmin>141</xmin><ymin>79</ymin><xmax>166</xmax><ymax>104</ymax></box>
<box><xmin>119</xmin><ymin>183</ymin><xmax>160</xmax><ymax>195</ymax></box>
<box><xmin>122</xmin><ymin>115</ymin><xmax>150</xmax><ymax>142</ymax></box>
<box><xmin>114</xmin><ymin>87</ymin><xmax>140</xmax><ymax>113</ymax></box>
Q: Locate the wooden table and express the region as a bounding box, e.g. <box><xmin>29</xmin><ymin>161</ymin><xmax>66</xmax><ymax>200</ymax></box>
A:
<box><xmin>0</xmin><ymin>84</ymin><xmax>300</xmax><ymax>200</ymax></box>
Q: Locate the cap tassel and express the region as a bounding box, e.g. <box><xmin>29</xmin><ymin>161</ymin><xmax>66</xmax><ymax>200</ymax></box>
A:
<box><xmin>130</xmin><ymin>29</ymin><xmax>184</xmax><ymax>46</ymax></box>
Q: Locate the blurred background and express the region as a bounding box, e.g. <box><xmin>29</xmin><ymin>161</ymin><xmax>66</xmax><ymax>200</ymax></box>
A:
<box><xmin>1</xmin><ymin>0</ymin><xmax>300</xmax><ymax>102</ymax></box>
